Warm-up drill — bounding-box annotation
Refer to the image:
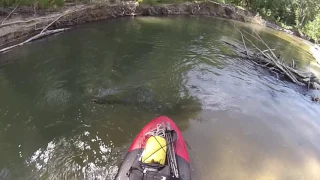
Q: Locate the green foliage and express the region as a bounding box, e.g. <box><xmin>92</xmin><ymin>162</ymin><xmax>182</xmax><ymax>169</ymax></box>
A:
<box><xmin>226</xmin><ymin>0</ymin><xmax>320</xmax><ymax>41</ymax></box>
<box><xmin>38</xmin><ymin>0</ymin><xmax>65</xmax><ymax>8</ymax></box>
<box><xmin>0</xmin><ymin>0</ymin><xmax>65</xmax><ymax>8</ymax></box>
<box><xmin>139</xmin><ymin>0</ymin><xmax>157</xmax><ymax>5</ymax></box>
<box><xmin>139</xmin><ymin>0</ymin><xmax>197</xmax><ymax>5</ymax></box>
<box><xmin>214</xmin><ymin>0</ymin><xmax>226</xmax><ymax>3</ymax></box>
<box><xmin>0</xmin><ymin>0</ymin><xmax>319</xmax><ymax>42</ymax></box>
<box><xmin>303</xmin><ymin>13</ymin><xmax>320</xmax><ymax>43</ymax></box>
<box><xmin>0</xmin><ymin>0</ymin><xmax>20</xmax><ymax>7</ymax></box>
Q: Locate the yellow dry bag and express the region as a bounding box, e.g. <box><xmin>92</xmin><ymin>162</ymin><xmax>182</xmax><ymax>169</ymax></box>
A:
<box><xmin>141</xmin><ymin>136</ymin><xmax>167</xmax><ymax>165</ymax></box>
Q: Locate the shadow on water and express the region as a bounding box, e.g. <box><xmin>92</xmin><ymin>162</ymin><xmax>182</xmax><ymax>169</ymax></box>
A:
<box><xmin>0</xmin><ymin>16</ymin><xmax>319</xmax><ymax>179</ymax></box>
<box><xmin>90</xmin><ymin>86</ymin><xmax>201</xmax><ymax>121</ymax></box>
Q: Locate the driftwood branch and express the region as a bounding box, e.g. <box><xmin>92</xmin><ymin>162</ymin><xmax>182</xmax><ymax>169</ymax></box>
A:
<box><xmin>241</xmin><ymin>33</ymin><xmax>248</xmax><ymax>56</ymax></box>
<box><xmin>0</xmin><ymin>11</ymin><xmax>75</xmax><ymax>28</ymax></box>
<box><xmin>0</xmin><ymin>10</ymin><xmax>74</xmax><ymax>53</ymax></box>
<box><xmin>40</xmin><ymin>13</ymin><xmax>68</xmax><ymax>33</ymax></box>
<box><xmin>224</xmin><ymin>23</ymin><xmax>320</xmax><ymax>89</ymax></box>
<box><xmin>0</xmin><ymin>18</ymin><xmax>43</xmax><ymax>28</ymax></box>
<box><xmin>0</xmin><ymin>28</ymin><xmax>69</xmax><ymax>53</ymax></box>
<box><xmin>1</xmin><ymin>0</ymin><xmax>23</xmax><ymax>24</ymax></box>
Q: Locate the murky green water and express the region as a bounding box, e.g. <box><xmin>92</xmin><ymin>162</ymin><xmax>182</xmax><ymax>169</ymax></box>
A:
<box><xmin>0</xmin><ymin>16</ymin><xmax>320</xmax><ymax>180</ymax></box>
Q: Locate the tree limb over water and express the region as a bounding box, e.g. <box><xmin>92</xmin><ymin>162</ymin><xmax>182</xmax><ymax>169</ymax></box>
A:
<box><xmin>0</xmin><ymin>9</ymin><xmax>76</xmax><ymax>53</ymax></box>
<box><xmin>223</xmin><ymin>24</ymin><xmax>320</xmax><ymax>101</ymax></box>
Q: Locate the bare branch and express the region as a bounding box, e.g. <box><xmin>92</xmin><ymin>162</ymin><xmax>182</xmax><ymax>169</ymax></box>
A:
<box><xmin>308</xmin><ymin>62</ymin><xmax>311</xmax><ymax>90</ymax></box>
<box><xmin>225</xmin><ymin>22</ymin><xmax>319</xmax><ymax>87</ymax></box>
<box><xmin>240</xmin><ymin>33</ymin><xmax>248</xmax><ymax>56</ymax></box>
<box><xmin>271</xmin><ymin>70</ymin><xmax>279</xmax><ymax>80</ymax></box>
<box><xmin>0</xmin><ymin>28</ymin><xmax>69</xmax><ymax>53</ymax></box>
<box><xmin>41</xmin><ymin>13</ymin><xmax>67</xmax><ymax>34</ymax></box>
<box><xmin>1</xmin><ymin>0</ymin><xmax>23</xmax><ymax>24</ymax></box>
<box><xmin>291</xmin><ymin>59</ymin><xmax>295</xmax><ymax>68</ymax></box>
<box><xmin>0</xmin><ymin>9</ymin><xmax>76</xmax><ymax>53</ymax></box>
<box><xmin>0</xmin><ymin>17</ymin><xmax>49</xmax><ymax>28</ymax></box>
<box><xmin>252</xmin><ymin>31</ymin><xmax>278</xmax><ymax>60</ymax></box>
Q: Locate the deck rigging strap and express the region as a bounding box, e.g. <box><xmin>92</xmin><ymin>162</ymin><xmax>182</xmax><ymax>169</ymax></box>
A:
<box><xmin>140</xmin><ymin>123</ymin><xmax>180</xmax><ymax>179</ymax></box>
<box><xmin>165</xmin><ymin>125</ymin><xmax>179</xmax><ymax>178</ymax></box>
<box><xmin>145</xmin><ymin>123</ymin><xmax>166</xmax><ymax>138</ymax></box>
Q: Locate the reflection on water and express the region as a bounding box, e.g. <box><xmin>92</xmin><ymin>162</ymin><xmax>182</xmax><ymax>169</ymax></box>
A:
<box><xmin>0</xmin><ymin>16</ymin><xmax>319</xmax><ymax>180</ymax></box>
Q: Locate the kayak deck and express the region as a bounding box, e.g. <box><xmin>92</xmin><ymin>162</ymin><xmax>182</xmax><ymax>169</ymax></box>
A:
<box><xmin>115</xmin><ymin>116</ymin><xmax>191</xmax><ymax>180</ymax></box>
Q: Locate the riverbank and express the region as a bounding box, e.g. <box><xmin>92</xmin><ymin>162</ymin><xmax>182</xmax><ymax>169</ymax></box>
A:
<box><xmin>0</xmin><ymin>1</ymin><xmax>272</xmax><ymax>52</ymax></box>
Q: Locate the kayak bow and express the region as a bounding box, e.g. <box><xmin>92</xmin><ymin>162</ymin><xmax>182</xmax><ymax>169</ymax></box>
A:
<box><xmin>115</xmin><ymin>116</ymin><xmax>191</xmax><ymax>180</ymax></box>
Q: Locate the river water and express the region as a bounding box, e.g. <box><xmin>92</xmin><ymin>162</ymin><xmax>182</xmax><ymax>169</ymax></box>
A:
<box><xmin>0</xmin><ymin>16</ymin><xmax>320</xmax><ymax>180</ymax></box>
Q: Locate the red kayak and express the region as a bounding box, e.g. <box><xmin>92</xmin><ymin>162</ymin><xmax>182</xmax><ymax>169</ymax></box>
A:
<box><xmin>115</xmin><ymin>116</ymin><xmax>191</xmax><ymax>180</ymax></box>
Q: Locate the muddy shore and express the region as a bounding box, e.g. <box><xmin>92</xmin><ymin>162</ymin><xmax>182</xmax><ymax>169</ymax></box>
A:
<box><xmin>0</xmin><ymin>1</ymin><xmax>270</xmax><ymax>51</ymax></box>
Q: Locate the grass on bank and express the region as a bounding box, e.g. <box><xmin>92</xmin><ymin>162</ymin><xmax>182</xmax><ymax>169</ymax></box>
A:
<box><xmin>0</xmin><ymin>0</ymin><xmax>65</xmax><ymax>9</ymax></box>
<box><xmin>138</xmin><ymin>0</ymin><xmax>197</xmax><ymax>5</ymax></box>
